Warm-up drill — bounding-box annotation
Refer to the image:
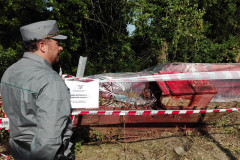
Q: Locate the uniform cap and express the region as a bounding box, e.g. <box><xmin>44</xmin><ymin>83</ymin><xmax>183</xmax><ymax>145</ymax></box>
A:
<box><xmin>20</xmin><ymin>20</ymin><xmax>67</xmax><ymax>41</ymax></box>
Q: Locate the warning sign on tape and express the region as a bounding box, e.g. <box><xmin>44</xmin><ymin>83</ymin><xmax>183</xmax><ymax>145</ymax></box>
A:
<box><xmin>0</xmin><ymin>118</ymin><xmax>9</xmax><ymax>130</ymax></box>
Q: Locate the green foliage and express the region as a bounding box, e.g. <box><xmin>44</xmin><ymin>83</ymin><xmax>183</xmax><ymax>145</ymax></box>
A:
<box><xmin>0</xmin><ymin>0</ymin><xmax>240</xmax><ymax>77</ymax></box>
<box><xmin>0</xmin><ymin>45</ymin><xmax>22</xmax><ymax>78</ymax></box>
<box><xmin>0</xmin><ymin>0</ymin><xmax>51</xmax><ymax>78</ymax></box>
<box><xmin>48</xmin><ymin>0</ymin><xmax>87</xmax><ymax>75</ymax></box>
<box><xmin>74</xmin><ymin>141</ymin><xmax>83</xmax><ymax>153</ymax></box>
<box><xmin>128</xmin><ymin>0</ymin><xmax>240</xmax><ymax>67</ymax></box>
<box><xmin>49</xmin><ymin>0</ymin><xmax>140</xmax><ymax>75</ymax></box>
<box><xmin>200</xmin><ymin>0</ymin><xmax>240</xmax><ymax>42</ymax></box>
<box><xmin>90</xmin><ymin>130</ymin><xmax>103</xmax><ymax>142</ymax></box>
<box><xmin>0</xmin><ymin>0</ymin><xmax>50</xmax><ymax>48</ymax></box>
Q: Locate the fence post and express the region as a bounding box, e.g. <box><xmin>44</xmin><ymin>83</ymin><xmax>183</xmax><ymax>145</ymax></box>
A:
<box><xmin>76</xmin><ymin>56</ymin><xmax>87</xmax><ymax>78</ymax></box>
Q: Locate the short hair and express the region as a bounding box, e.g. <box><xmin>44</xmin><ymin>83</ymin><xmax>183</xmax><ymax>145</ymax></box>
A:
<box><xmin>22</xmin><ymin>39</ymin><xmax>42</xmax><ymax>52</ymax></box>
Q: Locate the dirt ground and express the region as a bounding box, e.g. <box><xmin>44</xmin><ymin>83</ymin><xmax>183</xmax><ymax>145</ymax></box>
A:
<box><xmin>75</xmin><ymin>112</ymin><xmax>240</xmax><ymax>160</ymax></box>
<box><xmin>0</xmin><ymin>111</ymin><xmax>239</xmax><ymax>160</ymax></box>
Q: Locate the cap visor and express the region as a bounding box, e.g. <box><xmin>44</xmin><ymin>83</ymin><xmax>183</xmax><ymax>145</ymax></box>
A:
<box><xmin>51</xmin><ymin>34</ymin><xmax>67</xmax><ymax>40</ymax></box>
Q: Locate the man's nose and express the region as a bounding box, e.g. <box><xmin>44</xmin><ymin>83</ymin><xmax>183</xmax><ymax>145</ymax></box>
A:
<box><xmin>59</xmin><ymin>46</ymin><xmax>63</xmax><ymax>51</ymax></box>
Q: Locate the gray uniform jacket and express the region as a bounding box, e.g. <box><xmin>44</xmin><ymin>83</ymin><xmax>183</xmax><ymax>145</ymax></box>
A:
<box><xmin>1</xmin><ymin>52</ymin><xmax>73</xmax><ymax>160</ymax></box>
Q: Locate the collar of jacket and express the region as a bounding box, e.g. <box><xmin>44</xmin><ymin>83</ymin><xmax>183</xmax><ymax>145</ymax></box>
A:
<box><xmin>23</xmin><ymin>52</ymin><xmax>53</xmax><ymax>69</ymax></box>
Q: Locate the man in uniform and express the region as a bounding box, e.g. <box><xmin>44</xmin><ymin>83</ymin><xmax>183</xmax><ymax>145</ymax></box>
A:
<box><xmin>1</xmin><ymin>20</ymin><xmax>74</xmax><ymax>160</ymax></box>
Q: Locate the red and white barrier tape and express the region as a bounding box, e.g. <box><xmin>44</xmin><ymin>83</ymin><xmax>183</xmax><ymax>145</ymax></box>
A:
<box><xmin>0</xmin><ymin>108</ymin><xmax>239</xmax><ymax>130</ymax></box>
<box><xmin>97</xmin><ymin>71</ymin><xmax>240</xmax><ymax>83</ymax></box>
<box><xmin>71</xmin><ymin>108</ymin><xmax>240</xmax><ymax>116</ymax></box>
<box><xmin>65</xmin><ymin>71</ymin><xmax>240</xmax><ymax>82</ymax></box>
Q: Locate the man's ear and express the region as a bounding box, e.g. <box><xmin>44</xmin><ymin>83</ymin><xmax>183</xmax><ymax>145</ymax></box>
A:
<box><xmin>38</xmin><ymin>40</ymin><xmax>47</xmax><ymax>53</ymax></box>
